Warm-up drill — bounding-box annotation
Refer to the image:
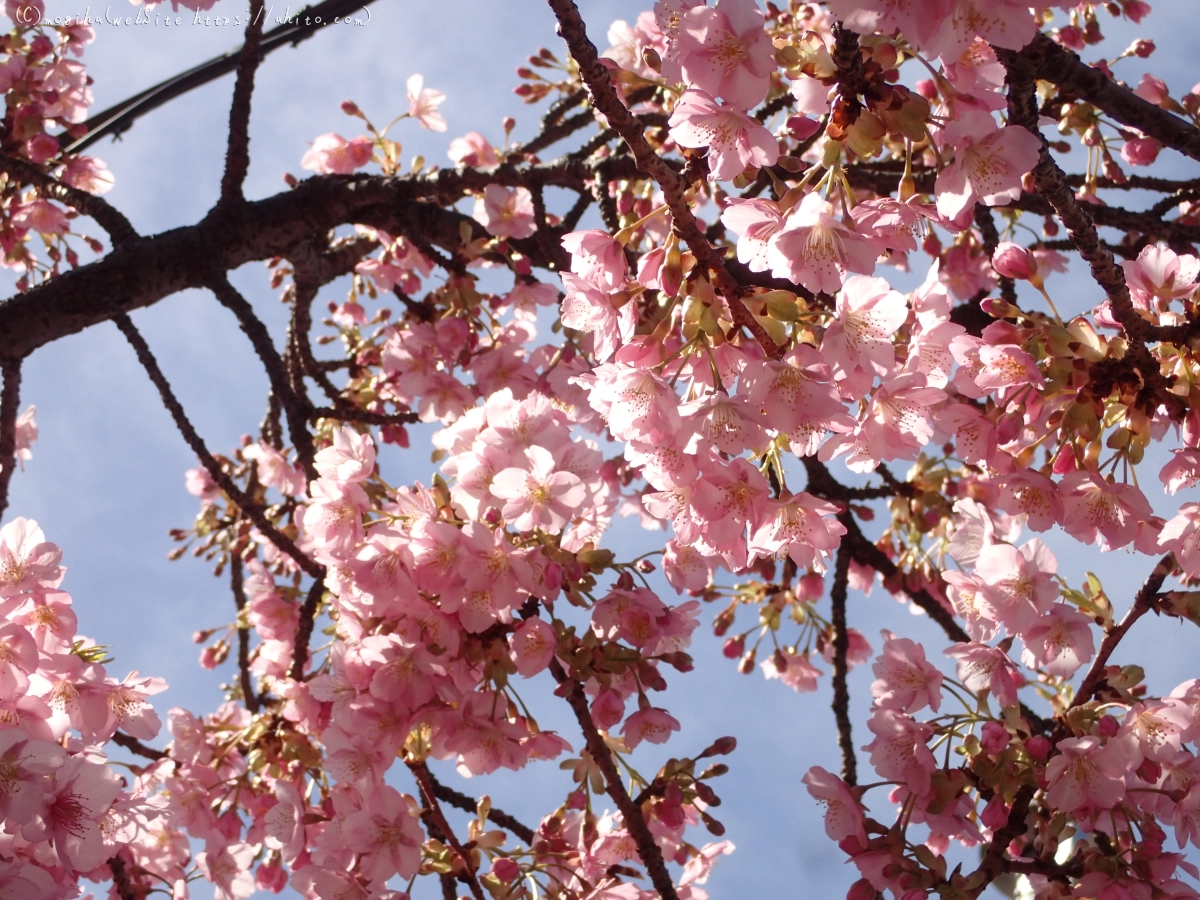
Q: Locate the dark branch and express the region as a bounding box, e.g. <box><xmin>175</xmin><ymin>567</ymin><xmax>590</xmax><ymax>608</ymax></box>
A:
<box><xmin>216</xmin><ymin>0</ymin><xmax>267</xmax><ymax>211</ymax></box>
<box><xmin>1071</xmin><ymin>553</ymin><xmax>1174</xmax><ymax>708</ymax></box>
<box><xmin>408</xmin><ymin>760</ymin><xmax>487</xmax><ymax>900</ymax></box>
<box><xmin>830</xmin><ymin>545</ymin><xmax>856</xmax><ymax>786</ymax></box>
<box><xmin>112</xmin><ymin>312</ymin><xmax>323</xmax><ymax>578</ymax></box>
<box><xmin>290</xmin><ymin>577</ymin><xmax>327</xmax><ymax>679</ymax></box>
<box><xmin>550</xmin><ymin>658</ymin><xmax>680</xmax><ymax>900</ymax></box>
<box><xmin>230</xmin><ymin>555</ymin><xmax>260</xmax><ymax>714</ymax></box>
<box><xmin>0</xmin><ymin>360</ymin><xmax>21</xmax><ymax>521</ymax></box>
<box><xmin>62</xmin><ymin>0</ymin><xmax>382</xmax><ymax>154</ymax></box>
<box><xmin>423</xmin><ymin>766</ymin><xmax>537</xmax><ymax>845</ymax></box>
<box><xmin>208</xmin><ymin>272</ymin><xmax>318</xmax><ymax>482</ymax></box>
<box><xmin>0</xmin><ymin>153</ymin><xmax>139</xmax><ymax>248</ymax></box>
<box><xmin>1015</xmin><ymin>33</ymin><xmax>1200</xmax><ymax>163</ymax></box>
<box><xmin>111</xmin><ymin>731</ymin><xmax>169</xmax><ymax>761</ymax></box>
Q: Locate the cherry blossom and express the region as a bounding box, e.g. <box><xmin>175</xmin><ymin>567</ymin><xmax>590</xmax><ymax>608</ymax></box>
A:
<box><xmin>668</xmin><ymin>89</ymin><xmax>779</xmax><ymax>181</ymax></box>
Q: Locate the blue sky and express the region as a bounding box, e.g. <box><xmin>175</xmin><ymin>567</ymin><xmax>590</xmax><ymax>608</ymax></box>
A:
<box><xmin>6</xmin><ymin>2</ymin><xmax>1200</xmax><ymax>898</ymax></box>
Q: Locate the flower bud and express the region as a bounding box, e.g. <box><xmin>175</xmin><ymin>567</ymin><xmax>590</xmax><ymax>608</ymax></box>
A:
<box><xmin>722</xmin><ymin>636</ymin><xmax>744</xmax><ymax>659</ymax></box>
<box><xmin>991</xmin><ymin>242</ymin><xmax>1038</xmax><ymax>282</ymax></box>
<box><xmin>1025</xmin><ymin>735</ymin><xmax>1052</xmax><ymax>762</ymax></box>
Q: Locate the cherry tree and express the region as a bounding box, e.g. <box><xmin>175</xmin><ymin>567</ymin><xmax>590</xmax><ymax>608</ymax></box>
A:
<box><xmin>2</xmin><ymin>0</ymin><xmax>1200</xmax><ymax>898</ymax></box>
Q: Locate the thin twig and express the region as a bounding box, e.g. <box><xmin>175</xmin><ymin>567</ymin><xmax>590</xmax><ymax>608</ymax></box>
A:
<box><xmin>830</xmin><ymin>544</ymin><xmax>856</xmax><ymax>786</ymax></box>
<box><xmin>1071</xmin><ymin>553</ymin><xmax>1174</xmax><ymax>709</ymax></box>
<box><xmin>550</xmin><ymin>658</ymin><xmax>680</xmax><ymax>900</ymax></box>
<box><xmin>290</xmin><ymin>577</ymin><xmax>327</xmax><ymax>679</ymax></box>
<box><xmin>208</xmin><ymin>272</ymin><xmax>318</xmax><ymax>482</ymax></box>
<box><xmin>112</xmin><ymin>312</ymin><xmax>323</xmax><ymax>578</ymax></box>
<box><xmin>230</xmin><ymin>555</ymin><xmax>260</xmax><ymax>714</ymax></box>
<box><xmin>546</xmin><ymin>0</ymin><xmax>778</xmax><ymax>355</ymax></box>
<box><xmin>111</xmin><ymin>731</ymin><xmax>169</xmax><ymax>761</ymax></box>
<box><xmin>62</xmin><ymin>0</ymin><xmax>382</xmax><ymax>154</ymax></box>
<box><xmin>423</xmin><ymin>767</ymin><xmax>537</xmax><ymax>845</ymax></box>
<box><xmin>0</xmin><ymin>153</ymin><xmax>139</xmax><ymax>247</ymax></box>
<box><xmin>408</xmin><ymin>760</ymin><xmax>487</xmax><ymax>900</ymax></box>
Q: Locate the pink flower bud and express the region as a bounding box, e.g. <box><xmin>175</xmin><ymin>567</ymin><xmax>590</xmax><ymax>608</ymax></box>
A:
<box><xmin>798</xmin><ymin>571</ymin><xmax>825</xmax><ymax>603</ymax></box>
<box><xmin>981</xmin><ymin>721</ymin><xmax>1010</xmax><ymax>755</ymax></box>
<box><xmin>1121</xmin><ymin>137</ymin><xmax>1161</xmax><ymax>167</ymax></box>
<box><xmin>991</xmin><ymin>242</ymin><xmax>1038</xmax><ymax>281</ymax></box>
<box><xmin>1026</xmin><ymin>735</ymin><xmax>1052</xmax><ymax>762</ymax></box>
<box><xmin>491</xmin><ymin>858</ymin><xmax>521</xmax><ymax>883</ymax></box>
<box><xmin>1098</xmin><ymin>714</ymin><xmax>1119</xmax><ymax>737</ymax></box>
<box><xmin>723</xmin><ymin>636</ymin><xmax>744</xmax><ymax>659</ymax></box>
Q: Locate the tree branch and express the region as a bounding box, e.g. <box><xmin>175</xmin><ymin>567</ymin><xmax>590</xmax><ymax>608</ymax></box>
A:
<box><xmin>422</xmin><ymin>766</ymin><xmax>537</xmax><ymax>845</ymax></box>
<box><xmin>1015</xmin><ymin>33</ymin><xmax>1200</xmax><ymax>163</ymax></box>
<box><xmin>550</xmin><ymin>658</ymin><xmax>680</xmax><ymax>900</ymax></box>
<box><xmin>230</xmin><ymin>555</ymin><xmax>260</xmax><ymax>714</ymax></box>
<box><xmin>830</xmin><ymin>544</ymin><xmax>856</xmax><ymax>786</ymax></box>
<box><xmin>216</xmin><ymin>0</ymin><xmax>267</xmax><ymax>211</ymax></box>
<box><xmin>112</xmin><ymin>312</ymin><xmax>323</xmax><ymax>578</ymax></box>
<box><xmin>110</xmin><ymin>731</ymin><xmax>169</xmax><ymax>761</ymax></box>
<box><xmin>107</xmin><ymin>854</ymin><xmax>137</xmax><ymax>900</ymax></box>
<box><xmin>0</xmin><ymin>153</ymin><xmax>139</xmax><ymax>248</ymax></box>
<box><xmin>545</xmin><ymin>0</ymin><xmax>778</xmax><ymax>355</ymax></box>
<box><xmin>61</xmin><ymin>0</ymin><xmax>382</xmax><ymax>154</ymax></box>
<box><xmin>1071</xmin><ymin>552</ymin><xmax>1174</xmax><ymax>709</ymax></box>
<box><xmin>290</xmin><ymin>577</ymin><xmax>327</xmax><ymax>679</ymax></box>
<box><xmin>408</xmin><ymin>760</ymin><xmax>487</xmax><ymax>900</ymax></box>
<box><xmin>208</xmin><ymin>272</ymin><xmax>318</xmax><ymax>482</ymax></box>
<box><xmin>0</xmin><ymin>360</ymin><xmax>21</xmax><ymax>521</ymax></box>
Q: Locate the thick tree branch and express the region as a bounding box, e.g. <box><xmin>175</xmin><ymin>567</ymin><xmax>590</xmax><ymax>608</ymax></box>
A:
<box><xmin>1071</xmin><ymin>552</ymin><xmax>1174</xmax><ymax>709</ymax></box>
<box><xmin>107</xmin><ymin>854</ymin><xmax>137</xmax><ymax>900</ymax></box>
<box><xmin>216</xmin><ymin>0</ymin><xmax>267</xmax><ymax>211</ymax></box>
<box><xmin>0</xmin><ymin>156</ymin><xmax>659</xmax><ymax>360</ymax></box>
<box><xmin>1015</xmin><ymin>33</ymin><xmax>1200</xmax><ymax>163</ymax></box>
<box><xmin>0</xmin><ymin>360</ymin><xmax>21</xmax><ymax>521</ymax></box>
<box><xmin>112</xmin><ymin>312</ymin><xmax>323</xmax><ymax>578</ymax></box>
<box><xmin>550</xmin><ymin>658</ymin><xmax>680</xmax><ymax>900</ymax></box>
<box><xmin>0</xmin><ymin>153</ymin><xmax>139</xmax><ymax>248</ymax></box>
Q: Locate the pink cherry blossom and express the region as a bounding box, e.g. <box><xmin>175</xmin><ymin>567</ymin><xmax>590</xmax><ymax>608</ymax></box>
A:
<box><xmin>721</xmin><ymin>197</ymin><xmax>784</xmax><ymax>272</ymax></box>
<box><xmin>870</xmin><ymin>631</ymin><xmax>943</xmax><ymax>714</ymax></box>
<box><xmin>406</xmin><ymin>73</ymin><xmax>446</xmax><ymax>131</ymax></box>
<box><xmin>863</xmin><ymin>708</ymin><xmax>937</xmax><ymax>794</ymax></box>
<box><xmin>510</xmin><ymin>616</ymin><xmax>558</xmax><ymax>677</ymax></box>
<box><xmin>747</xmin><ymin>491</ymin><xmax>846</xmax><ymax>573</ymax></box>
<box><xmin>560</xmin><ymin>272</ymin><xmax>637</xmax><ymax>362</ymax></box>
<box><xmin>491</xmin><ymin>445</ymin><xmax>587</xmax><ymax>533</ymax></box>
<box><xmin>802</xmin><ymin>765</ymin><xmax>868</xmax><ymax>843</ymax></box>
<box><xmin>974</xmin><ymin>539</ymin><xmax>1058</xmax><ymax>634</ymax></box>
<box><xmin>474</xmin><ymin>184</ymin><xmax>536</xmax><ymax>239</ymax></box>
<box><xmin>820</xmin><ymin>275</ymin><xmax>909</xmax><ymax>390</ymax></box>
<box><xmin>448</xmin><ymin>130</ymin><xmax>498</xmax><ymax>167</ymax></box>
<box><xmin>300</xmin><ymin>133</ymin><xmax>373</xmax><ymax>174</ymax></box>
<box><xmin>1045</xmin><ymin>735</ymin><xmax>1129</xmax><ymax>816</ymax></box>
<box><xmin>761</xmin><ymin>648</ymin><xmax>823</xmax><ymax>692</ymax></box>
<box><xmin>1060</xmin><ymin>471</ymin><xmax>1154</xmax><ymax>552</ymax></box>
<box><xmin>1020</xmin><ymin>605</ymin><xmax>1095</xmax><ymax>677</ymax></box>
<box><xmin>562</xmin><ymin>230</ymin><xmax>628</xmax><ymax>290</ymax></box>
<box><xmin>943</xmin><ymin>641</ymin><xmax>1023</xmax><ymax>708</ymax></box>
<box><xmin>934</xmin><ymin>111</ymin><xmax>1041</xmax><ymax>224</ymax></box>
<box><xmin>668</xmin><ymin>89</ymin><xmax>779</xmax><ymax>181</ymax></box>
<box><xmin>767</xmin><ymin>192</ymin><xmax>878</xmax><ymax>294</ymax></box>
<box><xmin>1159</xmin><ymin>502</ymin><xmax>1200</xmax><ymax>578</ymax></box>
<box><xmin>622</xmin><ymin>707</ymin><xmax>681</xmax><ymax>748</ymax></box>
<box><xmin>675</xmin><ymin>0</ymin><xmax>774</xmax><ymax>108</ymax></box>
